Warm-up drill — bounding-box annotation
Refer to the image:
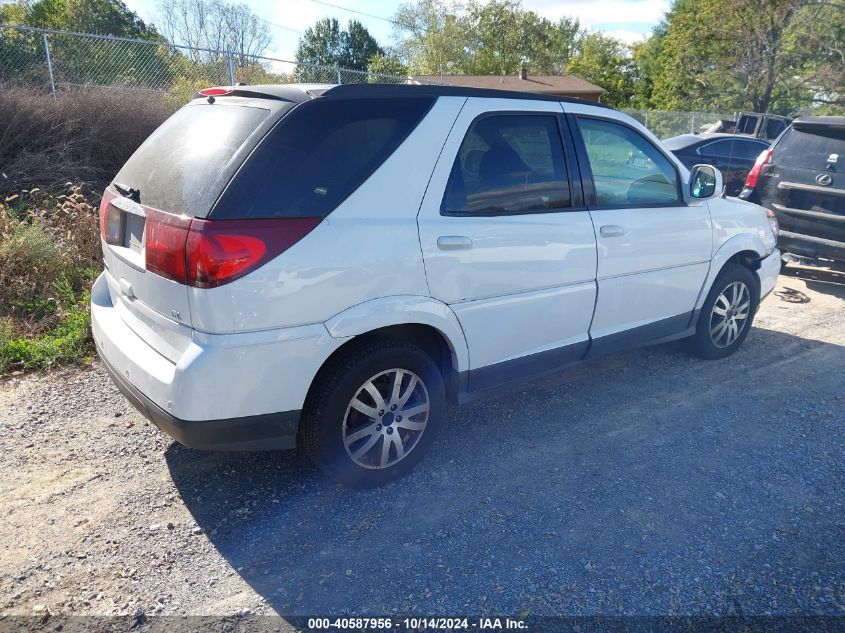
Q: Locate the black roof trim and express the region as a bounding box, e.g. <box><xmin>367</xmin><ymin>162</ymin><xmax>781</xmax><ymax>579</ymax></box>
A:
<box><xmin>793</xmin><ymin>116</ymin><xmax>845</xmax><ymax>129</ymax></box>
<box><xmin>321</xmin><ymin>83</ymin><xmax>614</xmax><ymax>109</ymax></box>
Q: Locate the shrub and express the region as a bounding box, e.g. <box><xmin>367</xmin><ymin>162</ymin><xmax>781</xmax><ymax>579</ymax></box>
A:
<box><xmin>0</xmin><ymin>86</ymin><xmax>173</xmax><ymax>197</ymax></box>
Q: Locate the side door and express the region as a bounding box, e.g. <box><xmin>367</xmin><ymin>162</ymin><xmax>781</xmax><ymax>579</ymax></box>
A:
<box><xmin>568</xmin><ymin>113</ymin><xmax>712</xmax><ymax>354</ymax></box>
<box><xmin>417</xmin><ymin>98</ymin><xmax>598</xmax><ymax>392</ymax></box>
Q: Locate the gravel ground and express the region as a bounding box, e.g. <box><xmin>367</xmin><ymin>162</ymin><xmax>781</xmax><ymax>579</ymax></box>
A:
<box><xmin>1</xmin><ymin>265</ymin><xmax>844</xmax><ymax>627</ymax></box>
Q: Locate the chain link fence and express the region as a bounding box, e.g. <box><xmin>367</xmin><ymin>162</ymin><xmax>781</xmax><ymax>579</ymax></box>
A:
<box><xmin>1</xmin><ymin>24</ymin><xmax>731</xmax><ymax>135</ymax></box>
<box><xmin>0</xmin><ymin>24</ymin><xmax>411</xmax><ymax>102</ymax></box>
<box><xmin>624</xmin><ymin>109</ymin><xmax>731</xmax><ymax>139</ymax></box>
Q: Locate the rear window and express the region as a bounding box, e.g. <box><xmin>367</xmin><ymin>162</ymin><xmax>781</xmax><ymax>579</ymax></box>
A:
<box><xmin>113</xmin><ymin>104</ymin><xmax>271</xmax><ymax>216</ymax></box>
<box><xmin>775</xmin><ymin>126</ymin><xmax>845</xmax><ymax>170</ymax></box>
<box><xmin>212</xmin><ymin>97</ymin><xmax>434</xmax><ymax>219</ymax></box>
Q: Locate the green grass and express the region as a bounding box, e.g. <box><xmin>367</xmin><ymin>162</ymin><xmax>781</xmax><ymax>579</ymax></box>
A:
<box><xmin>0</xmin><ymin>286</ymin><xmax>95</xmax><ymax>375</ymax></box>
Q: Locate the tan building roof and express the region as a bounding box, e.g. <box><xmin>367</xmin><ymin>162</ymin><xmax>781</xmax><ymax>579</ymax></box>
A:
<box><xmin>410</xmin><ymin>73</ymin><xmax>605</xmax><ymax>101</ymax></box>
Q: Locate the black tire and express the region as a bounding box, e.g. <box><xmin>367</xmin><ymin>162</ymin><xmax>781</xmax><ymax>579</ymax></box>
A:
<box><xmin>688</xmin><ymin>263</ymin><xmax>760</xmax><ymax>360</ymax></box>
<box><xmin>298</xmin><ymin>338</ymin><xmax>446</xmax><ymax>488</ymax></box>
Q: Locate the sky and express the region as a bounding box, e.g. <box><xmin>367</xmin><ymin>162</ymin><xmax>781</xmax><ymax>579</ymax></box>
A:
<box><xmin>121</xmin><ymin>0</ymin><xmax>671</xmax><ymax>61</ymax></box>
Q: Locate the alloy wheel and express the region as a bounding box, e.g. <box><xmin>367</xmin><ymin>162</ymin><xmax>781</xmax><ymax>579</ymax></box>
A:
<box><xmin>710</xmin><ymin>280</ymin><xmax>751</xmax><ymax>348</ymax></box>
<box><xmin>342</xmin><ymin>368</ymin><xmax>430</xmax><ymax>469</ymax></box>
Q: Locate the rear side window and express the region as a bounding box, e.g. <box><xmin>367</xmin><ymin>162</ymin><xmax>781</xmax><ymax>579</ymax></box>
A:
<box><xmin>774</xmin><ymin>126</ymin><xmax>845</xmax><ymax>170</ymax></box>
<box><xmin>577</xmin><ymin>117</ymin><xmax>680</xmax><ymax>206</ymax></box>
<box><xmin>113</xmin><ymin>104</ymin><xmax>271</xmax><ymax>216</ymax></box>
<box><xmin>213</xmin><ymin>97</ymin><xmax>434</xmax><ymax>219</ymax></box>
<box><xmin>442</xmin><ymin>114</ymin><xmax>571</xmax><ymax>215</ymax></box>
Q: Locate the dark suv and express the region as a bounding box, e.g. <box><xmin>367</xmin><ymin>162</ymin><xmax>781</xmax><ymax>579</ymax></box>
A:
<box><xmin>740</xmin><ymin>116</ymin><xmax>845</xmax><ymax>262</ymax></box>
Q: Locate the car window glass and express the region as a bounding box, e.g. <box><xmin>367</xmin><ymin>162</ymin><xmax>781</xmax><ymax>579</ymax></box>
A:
<box><xmin>735</xmin><ymin>140</ymin><xmax>770</xmax><ymax>160</ymax></box>
<box><xmin>700</xmin><ymin>139</ymin><xmax>735</xmax><ymax>158</ymax></box>
<box><xmin>114</xmin><ymin>104</ymin><xmax>272</xmax><ymax>216</ymax></box>
<box><xmin>214</xmin><ymin>97</ymin><xmax>433</xmax><ymax>219</ymax></box>
<box><xmin>442</xmin><ymin>114</ymin><xmax>570</xmax><ymax>215</ymax></box>
<box><xmin>774</xmin><ymin>127</ymin><xmax>845</xmax><ymax>170</ymax></box>
<box><xmin>577</xmin><ymin>118</ymin><xmax>680</xmax><ymax>206</ymax></box>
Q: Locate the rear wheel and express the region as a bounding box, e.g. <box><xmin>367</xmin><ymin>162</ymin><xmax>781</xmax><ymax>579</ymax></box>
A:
<box><xmin>689</xmin><ymin>264</ymin><xmax>759</xmax><ymax>360</ymax></box>
<box><xmin>299</xmin><ymin>339</ymin><xmax>446</xmax><ymax>488</ymax></box>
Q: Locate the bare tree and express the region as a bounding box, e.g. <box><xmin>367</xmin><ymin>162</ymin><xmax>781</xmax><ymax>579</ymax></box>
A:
<box><xmin>157</xmin><ymin>0</ymin><xmax>271</xmax><ymax>61</ymax></box>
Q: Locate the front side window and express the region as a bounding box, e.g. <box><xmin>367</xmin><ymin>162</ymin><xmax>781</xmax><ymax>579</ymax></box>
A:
<box><xmin>442</xmin><ymin>114</ymin><xmax>571</xmax><ymax>215</ymax></box>
<box><xmin>577</xmin><ymin>117</ymin><xmax>681</xmax><ymax>206</ymax></box>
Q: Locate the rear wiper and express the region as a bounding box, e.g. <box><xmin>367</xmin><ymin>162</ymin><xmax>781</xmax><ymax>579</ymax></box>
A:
<box><xmin>113</xmin><ymin>183</ymin><xmax>140</xmax><ymax>202</ymax></box>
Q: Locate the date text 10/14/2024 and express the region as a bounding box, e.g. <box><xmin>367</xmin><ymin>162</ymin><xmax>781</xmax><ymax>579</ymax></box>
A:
<box><xmin>306</xmin><ymin>617</ymin><xmax>529</xmax><ymax>630</ymax></box>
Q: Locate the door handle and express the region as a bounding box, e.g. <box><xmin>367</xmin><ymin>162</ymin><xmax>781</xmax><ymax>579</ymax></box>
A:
<box><xmin>437</xmin><ymin>235</ymin><xmax>473</xmax><ymax>249</ymax></box>
<box><xmin>599</xmin><ymin>225</ymin><xmax>626</xmax><ymax>238</ymax></box>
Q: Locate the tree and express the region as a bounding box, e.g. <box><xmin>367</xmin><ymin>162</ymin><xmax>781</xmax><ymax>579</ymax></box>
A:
<box><xmin>392</xmin><ymin>0</ymin><xmax>583</xmax><ymax>75</ymax></box>
<box><xmin>295</xmin><ymin>17</ymin><xmax>383</xmax><ymax>74</ymax></box>
<box><xmin>646</xmin><ymin>0</ymin><xmax>845</xmax><ymax>114</ymax></box>
<box><xmin>0</xmin><ymin>0</ymin><xmax>171</xmax><ymax>88</ymax></box>
<box><xmin>367</xmin><ymin>52</ymin><xmax>407</xmax><ymax>78</ymax></box>
<box><xmin>157</xmin><ymin>0</ymin><xmax>271</xmax><ymax>62</ymax></box>
<box><xmin>566</xmin><ymin>33</ymin><xmax>634</xmax><ymax>107</ymax></box>
<box><xmin>2</xmin><ymin>0</ymin><xmax>161</xmax><ymax>39</ymax></box>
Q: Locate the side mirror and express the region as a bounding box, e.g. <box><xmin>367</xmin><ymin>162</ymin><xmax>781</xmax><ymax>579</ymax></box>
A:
<box><xmin>689</xmin><ymin>164</ymin><xmax>723</xmax><ymax>200</ymax></box>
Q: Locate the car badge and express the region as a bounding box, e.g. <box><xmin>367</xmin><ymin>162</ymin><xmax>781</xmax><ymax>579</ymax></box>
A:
<box><xmin>826</xmin><ymin>153</ymin><xmax>838</xmax><ymax>164</ymax></box>
<box><xmin>816</xmin><ymin>173</ymin><xmax>833</xmax><ymax>186</ymax></box>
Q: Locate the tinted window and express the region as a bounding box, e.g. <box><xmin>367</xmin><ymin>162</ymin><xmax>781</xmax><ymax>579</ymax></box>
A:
<box><xmin>214</xmin><ymin>97</ymin><xmax>433</xmax><ymax>219</ymax></box>
<box><xmin>442</xmin><ymin>115</ymin><xmax>570</xmax><ymax>215</ymax></box>
<box><xmin>735</xmin><ymin>139</ymin><xmax>770</xmax><ymax>160</ymax></box>
<box><xmin>114</xmin><ymin>104</ymin><xmax>271</xmax><ymax>216</ymax></box>
<box><xmin>577</xmin><ymin>118</ymin><xmax>680</xmax><ymax>206</ymax></box>
<box><xmin>700</xmin><ymin>139</ymin><xmax>735</xmax><ymax>157</ymax></box>
<box><xmin>774</xmin><ymin>126</ymin><xmax>845</xmax><ymax>170</ymax></box>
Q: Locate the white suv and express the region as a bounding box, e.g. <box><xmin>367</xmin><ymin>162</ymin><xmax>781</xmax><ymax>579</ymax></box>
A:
<box><xmin>91</xmin><ymin>84</ymin><xmax>781</xmax><ymax>487</ymax></box>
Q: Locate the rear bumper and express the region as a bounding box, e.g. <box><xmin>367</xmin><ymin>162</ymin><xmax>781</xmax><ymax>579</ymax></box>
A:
<box><xmin>757</xmin><ymin>248</ymin><xmax>781</xmax><ymax>302</ymax></box>
<box><xmin>100</xmin><ymin>352</ymin><xmax>300</xmax><ymax>451</ymax></box>
<box><xmin>778</xmin><ymin>230</ymin><xmax>845</xmax><ymax>263</ymax></box>
<box><xmin>91</xmin><ymin>270</ymin><xmax>343</xmax><ymax>450</ymax></box>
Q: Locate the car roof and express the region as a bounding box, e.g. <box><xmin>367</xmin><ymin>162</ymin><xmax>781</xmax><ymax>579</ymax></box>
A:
<box><xmin>200</xmin><ymin>82</ymin><xmax>614</xmax><ymax>109</ymax></box>
<box><xmin>793</xmin><ymin>116</ymin><xmax>845</xmax><ymax>129</ymax></box>
<box><xmin>662</xmin><ymin>133</ymin><xmax>769</xmax><ymax>150</ymax></box>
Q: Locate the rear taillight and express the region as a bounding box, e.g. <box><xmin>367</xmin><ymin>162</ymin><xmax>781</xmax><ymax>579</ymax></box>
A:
<box><xmin>145</xmin><ymin>208</ymin><xmax>192</xmax><ymax>283</ymax></box>
<box><xmin>744</xmin><ymin>148</ymin><xmax>772</xmax><ymax>189</ymax></box>
<box><xmin>99</xmin><ymin>189</ymin><xmax>120</xmax><ymax>245</ymax></box>
<box><xmin>143</xmin><ymin>211</ymin><xmax>321</xmax><ymax>288</ymax></box>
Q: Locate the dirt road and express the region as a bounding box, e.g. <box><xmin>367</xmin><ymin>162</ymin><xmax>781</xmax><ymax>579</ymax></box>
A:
<box><xmin>1</xmin><ymin>264</ymin><xmax>844</xmax><ymax>628</ymax></box>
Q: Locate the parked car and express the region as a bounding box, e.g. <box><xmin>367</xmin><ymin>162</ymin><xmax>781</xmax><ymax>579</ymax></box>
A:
<box><xmin>91</xmin><ymin>84</ymin><xmax>780</xmax><ymax>487</ymax></box>
<box><xmin>740</xmin><ymin>116</ymin><xmax>845</xmax><ymax>263</ymax></box>
<box><xmin>663</xmin><ymin>133</ymin><xmax>771</xmax><ymax>196</ymax></box>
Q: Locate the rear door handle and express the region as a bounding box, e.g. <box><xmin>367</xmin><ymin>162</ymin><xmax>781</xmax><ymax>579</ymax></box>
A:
<box><xmin>599</xmin><ymin>225</ymin><xmax>626</xmax><ymax>238</ymax></box>
<box><xmin>437</xmin><ymin>235</ymin><xmax>473</xmax><ymax>249</ymax></box>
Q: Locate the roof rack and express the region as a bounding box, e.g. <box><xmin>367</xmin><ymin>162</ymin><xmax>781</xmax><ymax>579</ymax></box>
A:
<box><xmin>321</xmin><ymin>83</ymin><xmax>614</xmax><ymax>109</ymax></box>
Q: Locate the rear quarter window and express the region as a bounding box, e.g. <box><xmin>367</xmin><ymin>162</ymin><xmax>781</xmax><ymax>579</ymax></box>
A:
<box><xmin>212</xmin><ymin>97</ymin><xmax>435</xmax><ymax>219</ymax></box>
<box><xmin>113</xmin><ymin>104</ymin><xmax>271</xmax><ymax>216</ymax></box>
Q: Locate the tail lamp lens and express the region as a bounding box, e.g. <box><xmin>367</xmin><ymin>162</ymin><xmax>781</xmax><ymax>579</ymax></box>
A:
<box><xmin>99</xmin><ymin>189</ymin><xmax>122</xmax><ymax>245</ymax></box>
<box><xmin>744</xmin><ymin>149</ymin><xmax>772</xmax><ymax>189</ymax></box>
<box><xmin>142</xmin><ymin>211</ymin><xmax>321</xmax><ymax>288</ymax></box>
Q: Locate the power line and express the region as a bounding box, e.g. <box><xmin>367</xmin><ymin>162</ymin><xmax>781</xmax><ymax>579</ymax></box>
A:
<box><xmin>309</xmin><ymin>0</ymin><xmax>400</xmax><ymax>26</ymax></box>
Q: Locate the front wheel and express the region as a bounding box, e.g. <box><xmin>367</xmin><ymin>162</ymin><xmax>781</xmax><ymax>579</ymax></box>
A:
<box><xmin>688</xmin><ymin>264</ymin><xmax>759</xmax><ymax>360</ymax></box>
<box><xmin>299</xmin><ymin>339</ymin><xmax>446</xmax><ymax>488</ymax></box>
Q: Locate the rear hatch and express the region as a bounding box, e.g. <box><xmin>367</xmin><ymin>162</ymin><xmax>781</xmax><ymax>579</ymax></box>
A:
<box><xmin>99</xmin><ymin>92</ymin><xmax>299</xmax><ymax>360</ymax></box>
<box><xmin>758</xmin><ymin>118</ymin><xmax>845</xmax><ymax>245</ymax></box>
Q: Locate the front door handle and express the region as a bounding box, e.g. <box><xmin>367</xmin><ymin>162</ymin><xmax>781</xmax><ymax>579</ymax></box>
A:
<box><xmin>437</xmin><ymin>235</ymin><xmax>473</xmax><ymax>249</ymax></box>
<box><xmin>599</xmin><ymin>225</ymin><xmax>626</xmax><ymax>238</ymax></box>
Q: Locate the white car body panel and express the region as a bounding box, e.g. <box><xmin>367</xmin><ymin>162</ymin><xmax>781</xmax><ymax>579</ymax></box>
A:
<box><xmin>417</xmin><ymin>97</ymin><xmax>598</xmax><ymax>371</ymax></box>
<box><xmin>589</xmin><ymin>203</ymin><xmax>712</xmax><ymax>339</ymax></box>
<box><xmin>324</xmin><ymin>295</ymin><xmax>470</xmax><ymax>373</ymax></box>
